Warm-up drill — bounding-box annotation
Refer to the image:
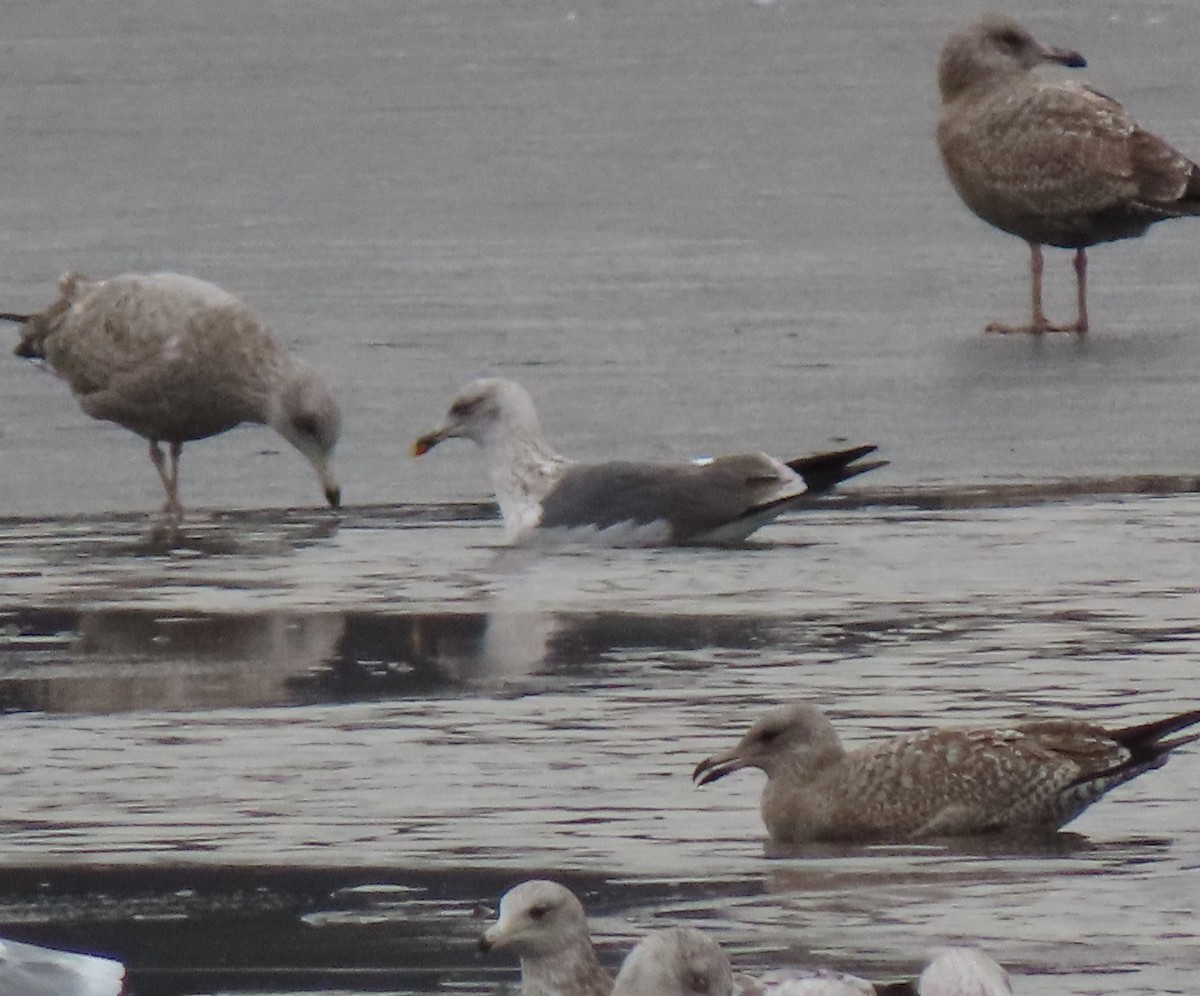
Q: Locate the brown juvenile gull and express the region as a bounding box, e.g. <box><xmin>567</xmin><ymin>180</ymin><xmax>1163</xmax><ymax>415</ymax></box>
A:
<box><xmin>936</xmin><ymin>15</ymin><xmax>1200</xmax><ymax>334</ymax></box>
<box><xmin>693</xmin><ymin>701</ymin><xmax>1200</xmax><ymax>843</ymax></box>
<box><xmin>0</xmin><ymin>935</ymin><xmax>125</xmax><ymax>996</ymax></box>
<box><xmin>413</xmin><ymin>377</ymin><xmax>883</xmax><ymax>547</ymax></box>
<box><xmin>2</xmin><ymin>272</ymin><xmax>342</xmax><ymax>516</ymax></box>
<box><xmin>479</xmin><ymin>880</ymin><xmax>612</xmax><ymax>996</ymax></box>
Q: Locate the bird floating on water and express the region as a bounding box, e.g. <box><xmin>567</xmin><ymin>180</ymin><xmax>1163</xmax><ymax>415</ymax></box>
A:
<box><xmin>937</xmin><ymin>15</ymin><xmax>1200</xmax><ymax>334</ymax></box>
<box><xmin>694</xmin><ymin>701</ymin><xmax>1200</xmax><ymax>843</ymax></box>
<box><xmin>2</xmin><ymin>271</ymin><xmax>342</xmax><ymax>517</ymax></box>
<box><xmin>479</xmin><ymin>880</ymin><xmax>612</xmax><ymax>996</ymax></box>
<box><xmin>413</xmin><ymin>377</ymin><xmax>883</xmax><ymax>547</ymax></box>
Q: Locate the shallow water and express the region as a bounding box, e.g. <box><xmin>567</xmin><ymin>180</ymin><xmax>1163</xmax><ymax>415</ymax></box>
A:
<box><xmin>1</xmin><ymin>491</ymin><xmax>1199</xmax><ymax>994</ymax></box>
<box><xmin>1</xmin><ymin>0</ymin><xmax>1200</xmax><ymax>994</ymax></box>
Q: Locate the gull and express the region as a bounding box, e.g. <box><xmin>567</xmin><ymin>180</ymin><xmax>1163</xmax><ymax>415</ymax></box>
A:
<box><xmin>614</xmin><ymin>930</ymin><xmax>1011</xmax><ymax>996</ymax></box>
<box><xmin>937</xmin><ymin>15</ymin><xmax>1200</xmax><ymax>334</ymax></box>
<box><xmin>693</xmin><ymin>701</ymin><xmax>1200</xmax><ymax>843</ymax></box>
<box><xmin>612</xmin><ymin>927</ymin><xmax>732</xmax><ymax>996</ymax></box>
<box><xmin>413</xmin><ymin>377</ymin><xmax>883</xmax><ymax>546</ymax></box>
<box><xmin>0</xmin><ymin>935</ymin><xmax>125</xmax><ymax>996</ymax></box>
<box><xmin>2</xmin><ymin>271</ymin><xmax>342</xmax><ymax>516</ymax></box>
<box><xmin>479</xmin><ymin>880</ymin><xmax>611</xmax><ymax>996</ymax></box>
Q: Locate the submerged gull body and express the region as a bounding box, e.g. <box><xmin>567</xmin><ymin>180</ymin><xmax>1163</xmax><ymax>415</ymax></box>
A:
<box><xmin>413</xmin><ymin>377</ymin><xmax>882</xmax><ymax>546</ymax></box>
<box><xmin>479</xmin><ymin>880</ymin><xmax>611</xmax><ymax>996</ymax></box>
<box><xmin>937</xmin><ymin>15</ymin><xmax>1200</xmax><ymax>333</ymax></box>
<box><xmin>2</xmin><ymin>272</ymin><xmax>341</xmax><ymax>516</ymax></box>
<box><xmin>0</xmin><ymin>935</ymin><xmax>125</xmax><ymax>996</ymax></box>
<box><xmin>694</xmin><ymin>702</ymin><xmax>1200</xmax><ymax>843</ymax></box>
<box><xmin>614</xmin><ymin>930</ymin><xmax>1010</xmax><ymax>996</ymax></box>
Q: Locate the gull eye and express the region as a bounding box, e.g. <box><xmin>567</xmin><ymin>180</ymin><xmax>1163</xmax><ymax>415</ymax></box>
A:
<box><xmin>757</xmin><ymin>726</ymin><xmax>781</xmax><ymax>745</ymax></box>
<box><xmin>528</xmin><ymin>904</ymin><xmax>550</xmax><ymax>921</ymax></box>
<box><xmin>688</xmin><ymin>971</ymin><xmax>710</xmax><ymax>993</ymax></box>
<box><xmin>292</xmin><ymin>414</ymin><xmax>319</xmax><ymax>437</ymax></box>
<box><xmin>449</xmin><ymin>398</ymin><xmax>476</xmax><ymax>418</ymax></box>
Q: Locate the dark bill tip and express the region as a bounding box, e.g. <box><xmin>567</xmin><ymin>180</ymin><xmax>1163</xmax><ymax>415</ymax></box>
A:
<box><xmin>325</xmin><ymin>485</ymin><xmax>342</xmax><ymax>509</ymax></box>
<box><xmin>412</xmin><ymin>433</ymin><xmax>440</xmax><ymax>457</ymax></box>
<box><xmin>1047</xmin><ymin>45</ymin><xmax>1086</xmax><ymax>68</ymax></box>
<box><xmin>692</xmin><ymin>757</ymin><xmax>728</xmax><ymax>786</ymax></box>
<box><xmin>477</xmin><ymin>935</ymin><xmax>494</xmax><ymax>954</ymax></box>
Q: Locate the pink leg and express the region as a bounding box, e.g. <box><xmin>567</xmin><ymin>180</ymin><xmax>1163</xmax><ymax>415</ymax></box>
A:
<box><xmin>985</xmin><ymin>243</ymin><xmax>1081</xmax><ymax>334</ymax></box>
<box><xmin>1072</xmin><ymin>248</ymin><xmax>1088</xmax><ymax>334</ymax></box>
<box><xmin>148</xmin><ymin>440</ymin><xmax>184</xmax><ymax>518</ymax></box>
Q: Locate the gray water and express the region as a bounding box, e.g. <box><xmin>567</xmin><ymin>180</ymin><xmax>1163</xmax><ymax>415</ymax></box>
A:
<box><xmin>0</xmin><ymin>1</ymin><xmax>1199</xmax><ymax>994</ymax></box>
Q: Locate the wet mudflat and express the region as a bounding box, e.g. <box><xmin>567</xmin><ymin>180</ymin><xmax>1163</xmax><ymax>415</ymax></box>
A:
<box><xmin>1</xmin><ymin>0</ymin><xmax>1200</xmax><ymax>994</ymax></box>
<box><xmin>0</xmin><ymin>490</ymin><xmax>1198</xmax><ymax>995</ymax></box>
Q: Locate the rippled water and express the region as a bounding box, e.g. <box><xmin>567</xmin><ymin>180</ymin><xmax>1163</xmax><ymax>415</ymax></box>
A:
<box><xmin>1</xmin><ymin>490</ymin><xmax>1198</xmax><ymax>995</ymax></box>
<box><xmin>2</xmin><ymin>0</ymin><xmax>1200</xmax><ymax>994</ymax></box>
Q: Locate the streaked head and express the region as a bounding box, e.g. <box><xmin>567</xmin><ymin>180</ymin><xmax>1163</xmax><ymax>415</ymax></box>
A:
<box><xmin>612</xmin><ymin>927</ymin><xmax>732</xmax><ymax>996</ymax></box>
<box><xmin>272</xmin><ymin>366</ymin><xmax>342</xmax><ymax>508</ymax></box>
<box><xmin>938</xmin><ymin>16</ymin><xmax>1085</xmax><ymax>101</ymax></box>
<box><xmin>693</xmin><ymin>702</ymin><xmax>844</xmax><ymax>786</ymax></box>
<box><xmin>478</xmin><ymin>880</ymin><xmax>591</xmax><ymax>959</ymax></box>
<box><xmin>413</xmin><ymin>377</ymin><xmax>540</xmax><ymax>455</ymax></box>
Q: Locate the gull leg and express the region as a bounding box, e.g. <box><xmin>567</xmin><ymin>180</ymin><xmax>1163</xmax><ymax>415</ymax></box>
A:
<box><xmin>1071</xmin><ymin>248</ymin><xmax>1089</xmax><ymax>334</ymax></box>
<box><xmin>148</xmin><ymin>440</ymin><xmax>183</xmax><ymax>518</ymax></box>
<box><xmin>985</xmin><ymin>243</ymin><xmax>1079</xmax><ymax>334</ymax></box>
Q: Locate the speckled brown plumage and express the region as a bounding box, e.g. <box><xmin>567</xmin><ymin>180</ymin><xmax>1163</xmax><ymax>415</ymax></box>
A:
<box><xmin>4</xmin><ymin>272</ymin><xmax>341</xmax><ymax>516</ymax></box>
<box><xmin>937</xmin><ymin>16</ymin><xmax>1200</xmax><ymax>333</ymax></box>
<box><xmin>694</xmin><ymin>702</ymin><xmax>1200</xmax><ymax>844</ymax></box>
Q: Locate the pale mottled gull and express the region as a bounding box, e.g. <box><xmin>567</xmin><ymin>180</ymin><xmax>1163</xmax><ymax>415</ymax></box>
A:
<box><xmin>694</xmin><ymin>701</ymin><xmax>1200</xmax><ymax>843</ymax></box>
<box><xmin>2</xmin><ymin>272</ymin><xmax>341</xmax><ymax>516</ymax></box>
<box><xmin>937</xmin><ymin>15</ymin><xmax>1200</xmax><ymax>334</ymax></box>
<box><xmin>479</xmin><ymin>880</ymin><xmax>611</xmax><ymax>996</ymax></box>
<box><xmin>612</xmin><ymin>927</ymin><xmax>732</xmax><ymax>996</ymax></box>
<box><xmin>413</xmin><ymin>377</ymin><xmax>883</xmax><ymax>547</ymax></box>
<box><xmin>0</xmin><ymin>935</ymin><xmax>125</xmax><ymax>996</ymax></box>
<box><xmin>916</xmin><ymin>948</ymin><xmax>1012</xmax><ymax>996</ymax></box>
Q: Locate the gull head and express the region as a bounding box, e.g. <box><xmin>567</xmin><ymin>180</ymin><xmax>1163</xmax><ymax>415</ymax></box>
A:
<box><xmin>612</xmin><ymin>927</ymin><xmax>732</xmax><ymax>996</ymax></box>
<box><xmin>413</xmin><ymin>377</ymin><xmax>541</xmax><ymax>455</ymax></box>
<box><xmin>478</xmin><ymin>880</ymin><xmax>590</xmax><ymax>958</ymax></box>
<box><xmin>693</xmin><ymin>702</ymin><xmax>843</xmax><ymax>786</ymax></box>
<box><xmin>271</xmin><ymin>365</ymin><xmax>342</xmax><ymax>508</ymax></box>
<box><xmin>918</xmin><ymin>947</ymin><xmax>1013</xmax><ymax>996</ymax></box>
<box><xmin>938</xmin><ymin>15</ymin><xmax>1085</xmax><ymax>102</ymax></box>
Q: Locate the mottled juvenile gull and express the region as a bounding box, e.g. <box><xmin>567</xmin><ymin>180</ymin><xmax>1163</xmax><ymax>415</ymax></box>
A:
<box><xmin>0</xmin><ymin>935</ymin><xmax>125</xmax><ymax>996</ymax></box>
<box><xmin>2</xmin><ymin>272</ymin><xmax>342</xmax><ymax>516</ymax></box>
<box><xmin>694</xmin><ymin>701</ymin><xmax>1200</xmax><ymax>843</ymax></box>
<box><xmin>479</xmin><ymin>880</ymin><xmax>611</xmax><ymax>996</ymax></box>
<box><xmin>937</xmin><ymin>15</ymin><xmax>1200</xmax><ymax>334</ymax></box>
<box><xmin>413</xmin><ymin>377</ymin><xmax>883</xmax><ymax>546</ymax></box>
<box><xmin>613</xmin><ymin>927</ymin><xmax>732</xmax><ymax>996</ymax></box>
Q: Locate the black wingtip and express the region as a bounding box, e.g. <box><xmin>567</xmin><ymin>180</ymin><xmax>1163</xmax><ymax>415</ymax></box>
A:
<box><xmin>786</xmin><ymin>444</ymin><xmax>886</xmax><ymax>493</ymax></box>
<box><xmin>1113</xmin><ymin>708</ymin><xmax>1200</xmax><ymax>752</ymax></box>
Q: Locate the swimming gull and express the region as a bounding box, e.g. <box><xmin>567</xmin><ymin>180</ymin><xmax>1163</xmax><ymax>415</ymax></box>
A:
<box><xmin>915</xmin><ymin>947</ymin><xmax>1012</xmax><ymax>996</ymax></box>
<box><xmin>413</xmin><ymin>377</ymin><xmax>883</xmax><ymax>546</ymax></box>
<box><xmin>937</xmin><ymin>15</ymin><xmax>1200</xmax><ymax>334</ymax></box>
<box><xmin>612</xmin><ymin>927</ymin><xmax>732</xmax><ymax>996</ymax></box>
<box><xmin>693</xmin><ymin>701</ymin><xmax>1200</xmax><ymax>843</ymax></box>
<box><xmin>479</xmin><ymin>880</ymin><xmax>611</xmax><ymax>996</ymax></box>
<box><xmin>2</xmin><ymin>271</ymin><xmax>342</xmax><ymax>516</ymax></box>
<box><xmin>613</xmin><ymin>930</ymin><xmax>1009</xmax><ymax>996</ymax></box>
<box><xmin>0</xmin><ymin>935</ymin><xmax>125</xmax><ymax>996</ymax></box>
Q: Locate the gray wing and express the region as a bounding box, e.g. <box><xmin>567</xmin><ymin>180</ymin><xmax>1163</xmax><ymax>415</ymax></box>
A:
<box><xmin>538</xmin><ymin>455</ymin><xmax>804</xmax><ymax>540</ymax></box>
